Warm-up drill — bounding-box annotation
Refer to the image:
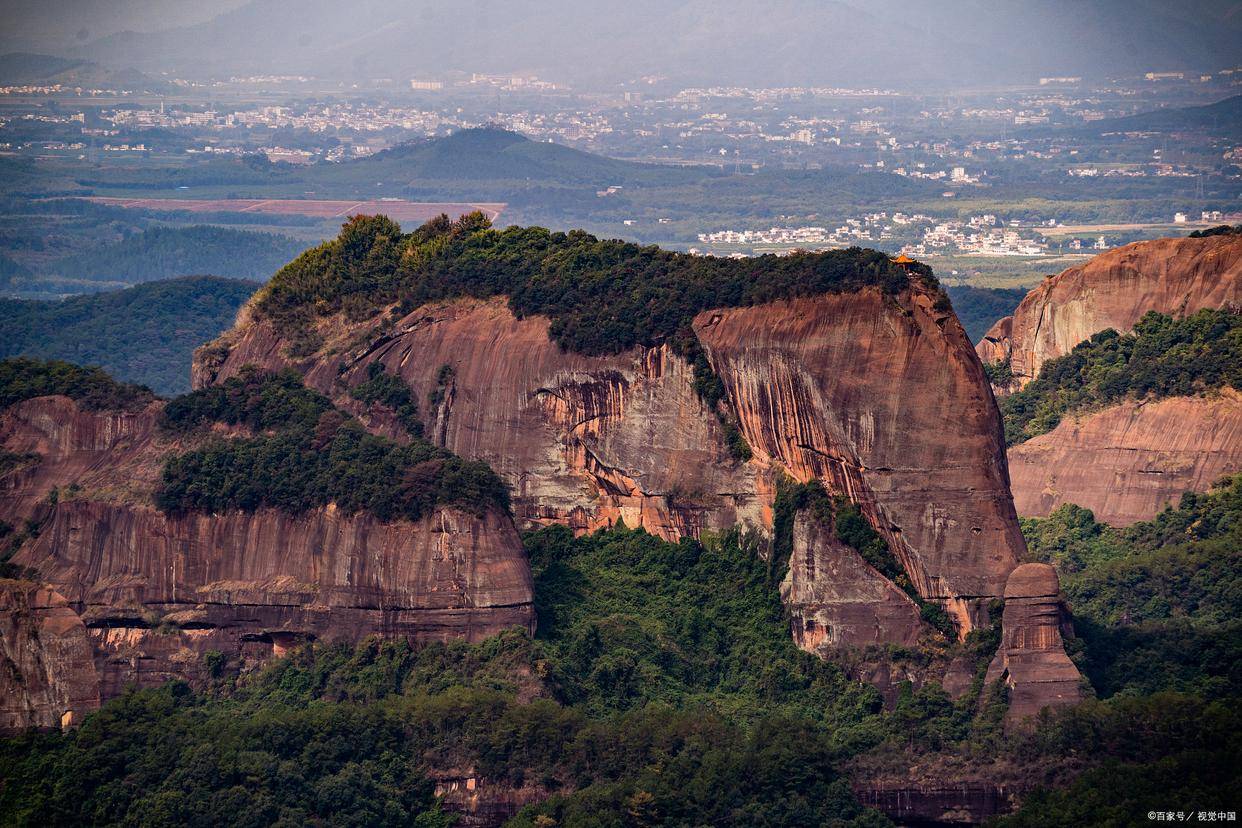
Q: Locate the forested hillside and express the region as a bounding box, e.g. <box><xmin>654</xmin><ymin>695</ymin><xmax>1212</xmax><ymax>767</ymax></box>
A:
<box><xmin>995</xmin><ymin>308</ymin><xmax>1241</xmax><ymax>444</ymax></box>
<box><xmin>43</xmin><ymin>225</ymin><xmax>304</xmax><ymax>284</ymax></box>
<box><xmin>0</xmin><ymin>276</ymin><xmax>258</xmax><ymax>395</ymax></box>
<box><xmin>945</xmin><ymin>285</ymin><xmax>1027</xmax><ymax>342</ymax></box>
<box><xmin>0</xmin><ymin>354</ymin><xmax>1237</xmax><ymax>825</ymax></box>
<box><xmin>998</xmin><ymin>475</ymin><xmax>1241</xmax><ymax>824</ymax></box>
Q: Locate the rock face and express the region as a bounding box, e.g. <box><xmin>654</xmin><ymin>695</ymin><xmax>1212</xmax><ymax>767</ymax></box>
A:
<box><xmin>0</xmin><ymin>580</ymin><xmax>100</xmax><ymax>732</ymax></box>
<box><xmin>976</xmin><ymin>234</ymin><xmax>1242</xmax><ymax>386</ymax></box>
<box><xmin>1008</xmin><ymin>391</ymin><xmax>1242</xmax><ymax>525</ymax></box>
<box><xmin>198</xmin><ymin>286</ymin><xmax>1026</xmax><ymax>640</ymax></box>
<box><xmin>693</xmin><ymin>292</ymin><xmax>1023</xmax><ymax>631</ymax></box>
<box><xmin>854</xmin><ymin>782</ymin><xmax>1017</xmax><ymax>826</ymax></box>
<box><xmin>985</xmin><ymin>563</ymin><xmax>1084</xmax><ymax>724</ymax></box>
<box><xmin>781</xmin><ymin>512</ymin><xmax>922</xmax><ymax>652</ymax></box>
<box><xmin>0</xmin><ymin>395</ymin><xmax>535</xmax><ymax>727</ymax></box>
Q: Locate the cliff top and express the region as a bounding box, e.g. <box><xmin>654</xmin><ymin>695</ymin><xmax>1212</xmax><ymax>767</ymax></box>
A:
<box><xmin>0</xmin><ymin>357</ymin><xmax>155</xmax><ymax>412</ymax></box>
<box><xmin>252</xmin><ymin>212</ymin><xmax>943</xmax><ymax>358</ymax></box>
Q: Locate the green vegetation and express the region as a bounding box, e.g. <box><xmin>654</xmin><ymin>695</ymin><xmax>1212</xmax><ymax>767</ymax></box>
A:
<box><xmin>0</xmin><ymin>528</ymin><xmax>897</xmax><ymax>828</ymax></box>
<box><xmin>259</xmin><ymin>214</ymin><xmax>936</xmax><ymax>358</ymax></box>
<box><xmin>944</xmin><ymin>285</ymin><xmax>1026</xmax><ymax>342</ymax></box>
<box><xmin>0</xmin><ymin>276</ymin><xmax>257</xmax><ymax>395</ymax></box>
<box><xmin>0</xmin><ymin>357</ymin><xmax>154</xmax><ymax>412</ymax></box>
<box><xmin>1</xmin><ymin>488</ymin><xmax>1237</xmax><ymax>826</ymax></box>
<box><xmin>996</xmin><ymin>693</ymin><xmax>1239</xmax><ymax>827</ymax></box>
<box><xmin>44</xmin><ymin>225</ymin><xmax>306</xmax><ymax>284</ymax></box>
<box><xmin>349</xmin><ymin>362</ymin><xmax>423</xmax><ymax>437</ymax></box>
<box><xmin>997</xmin><ymin>480</ymin><xmax>1242</xmax><ymax>825</ymax></box>
<box><xmin>1187</xmin><ymin>223</ymin><xmax>1241</xmax><ymax>238</ymax></box>
<box><xmin>1021</xmin><ymin>476</ymin><xmax>1241</xmax><ymax>700</ymax></box>
<box><xmin>156</xmin><ymin>369</ymin><xmax>506</xmax><ymax>521</ymax></box>
<box><xmin>257</xmin><ymin>212</ymin><xmax>934</xmax><ymax>460</ymax></box>
<box><xmin>999</xmin><ymin>309</ymin><xmax>1241</xmax><ymax>444</ymax></box>
<box><xmin>526</xmin><ymin>523</ymin><xmax>878</xmax><ymax>724</ymax></box>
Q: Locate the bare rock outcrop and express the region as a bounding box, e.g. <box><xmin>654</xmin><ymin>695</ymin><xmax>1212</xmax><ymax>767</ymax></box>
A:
<box><xmin>0</xmin><ymin>580</ymin><xmax>100</xmax><ymax>733</ymax></box>
<box><xmin>985</xmin><ymin>563</ymin><xmax>1084</xmax><ymax>724</ymax></box>
<box><xmin>198</xmin><ymin>286</ymin><xmax>1026</xmax><ymax>640</ymax></box>
<box><xmin>976</xmin><ymin>234</ymin><xmax>1242</xmax><ymax>386</ymax></box>
<box><xmin>781</xmin><ymin>512</ymin><xmax>922</xmax><ymax>652</ymax></box>
<box><xmin>1008</xmin><ymin>391</ymin><xmax>1242</xmax><ymax>525</ymax></box>
<box><xmin>693</xmin><ymin>291</ymin><xmax>1023</xmax><ymax>631</ymax></box>
<box><xmin>0</xmin><ymin>395</ymin><xmax>535</xmax><ymax>722</ymax></box>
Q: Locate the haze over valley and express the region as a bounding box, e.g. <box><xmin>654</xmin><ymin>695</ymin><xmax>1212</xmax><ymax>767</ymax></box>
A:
<box><xmin>0</xmin><ymin>4</ymin><xmax>1239</xmax><ymax>827</ymax></box>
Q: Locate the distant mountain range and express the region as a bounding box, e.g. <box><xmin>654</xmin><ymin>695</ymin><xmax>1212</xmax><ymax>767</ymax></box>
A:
<box><xmin>7</xmin><ymin>0</ymin><xmax>1237</xmax><ymax>89</ymax></box>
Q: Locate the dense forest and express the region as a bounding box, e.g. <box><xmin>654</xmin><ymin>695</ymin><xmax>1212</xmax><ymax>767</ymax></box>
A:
<box><xmin>0</xmin><ymin>357</ymin><xmax>154</xmax><ymax>412</ymax></box>
<box><xmin>996</xmin><ymin>308</ymin><xmax>1241</xmax><ymax>444</ymax></box>
<box><xmin>42</xmin><ymin>225</ymin><xmax>305</xmax><ymax>284</ymax></box>
<box><xmin>1021</xmin><ymin>476</ymin><xmax>1240</xmax><ymax>699</ymax></box>
<box><xmin>0</xmin><ymin>359</ymin><xmax>1236</xmax><ymax>824</ymax></box>
<box><xmin>256</xmin><ymin>212</ymin><xmax>941</xmax><ymax>358</ymax></box>
<box><xmin>944</xmin><ymin>284</ymin><xmax>1027</xmax><ymax>342</ymax></box>
<box><xmin>156</xmin><ymin>368</ymin><xmax>507</xmax><ymax>521</ymax></box>
<box><xmin>2</xmin><ymin>491</ymin><xmax>1236</xmax><ymax>826</ymax></box>
<box><xmin>0</xmin><ymin>276</ymin><xmax>257</xmax><ymax>395</ymax></box>
<box><xmin>998</xmin><ymin>475</ymin><xmax>1242</xmax><ymax>824</ymax></box>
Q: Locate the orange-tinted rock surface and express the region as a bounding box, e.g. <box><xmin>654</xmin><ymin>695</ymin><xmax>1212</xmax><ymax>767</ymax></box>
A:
<box><xmin>1008</xmin><ymin>391</ymin><xmax>1242</xmax><ymax>525</ymax></box>
<box><xmin>781</xmin><ymin>512</ymin><xmax>922</xmax><ymax>652</ymax></box>
<box><xmin>199</xmin><ymin>286</ymin><xmax>1026</xmax><ymax>640</ymax></box>
<box><xmin>0</xmin><ymin>394</ymin><xmax>535</xmax><ymax>721</ymax></box>
<box><xmin>0</xmin><ymin>580</ymin><xmax>100</xmax><ymax>733</ymax></box>
<box><xmin>694</xmin><ymin>291</ymin><xmax>1023</xmax><ymax>626</ymax></box>
<box><xmin>976</xmin><ymin>234</ymin><xmax>1242</xmax><ymax>386</ymax></box>
<box><xmin>984</xmin><ymin>563</ymin><xmax>1084</xmax><ymax>724</ymax></box>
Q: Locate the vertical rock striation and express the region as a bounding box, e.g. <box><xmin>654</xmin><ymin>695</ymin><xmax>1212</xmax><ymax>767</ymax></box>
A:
<box><xmin>0</xmin><ymin>394</ymin><xmax>535</xmax><ymax>723</ymax></box>
<box><xmin>0</xmin><ymin>580</ymin><xmax>100</xmax><ymax>733</ymax></box>
<box><xmin>197</xmin><ymin>282</ymin><xmax>1029</xmax><ymax>643</ymax></box>
<box><xmin>984</xmin><ymin>563</ymin><xmax>1084</xmax><ymax>724</ymax></box>
<box><xmin>976</xmin><ymin>234</ymin><xmax>1242</xmax><ymax>387</ymax></box>
<box><xmin>694</xmin><ymin>289</ymin><xmax>1023</xmax><ymax>633</ymax></box>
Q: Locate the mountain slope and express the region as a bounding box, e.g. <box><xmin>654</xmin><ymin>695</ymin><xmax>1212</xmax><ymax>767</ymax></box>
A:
<box><xmin>0</xmin><ymin>276</ymin><xmax>258</xmax><ymax>395</ymax></box>
<box><xmin>41</xmin><ymin>226</ymin><xmax>306</xmax><ymax>286</ymax></box>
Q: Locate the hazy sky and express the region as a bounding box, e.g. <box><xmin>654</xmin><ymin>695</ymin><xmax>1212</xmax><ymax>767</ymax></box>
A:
<box><xmin>3</xmin><ymin>0</ymin><xmax>1241</xmax><ymax>90</ymax></box>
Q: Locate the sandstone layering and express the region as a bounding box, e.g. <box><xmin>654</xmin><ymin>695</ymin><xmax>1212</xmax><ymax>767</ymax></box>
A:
<box><xmin>976</xmin><ymin>233</ymin><xmax>1242</xmax><ymax>386</ymax></box>
<box><xmin>0</xmin><ymin>394</ymin><xmax>534</xmax><ymax>731</ymax></box>
<box><xmin>977</xmin><ymin>234</ymin><xmax>1242</xmax><ymax>524</ymax></box>
<box><xmin>198</xmin><ymin>285</ymin><xmax>1025</xmax><ymax>640</ymax></box>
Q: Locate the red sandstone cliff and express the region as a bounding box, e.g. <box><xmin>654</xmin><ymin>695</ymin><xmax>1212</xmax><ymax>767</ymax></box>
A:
<box><xmin>976</xmin><ymin>234</ymin><xmax>1242</xmax><ymax>385</ymax></box>
<box><xmin>0</xmin><ymin>580</ymin><xmax>100</xmax><ymax>732</ymax></box>
<box><xmin>985</xmin><ymin>563</ymin><xmax>1084</xmax><ymax>724</ymax></box>
<box><xmin>1007</xmin><ymin>391</ymin><xmax>1242</xmax><ymax>525</ymax></box>
<box><xmin>196</xmin><ymin>285</ymin><xmax>1026</xmax><ymax>643</ymax></box>
<box><xmin>0</xmin><ymin>395</ymin><xmax>534</xmax><ymax>731</ymax></box>
<box><xmin>974</xmin><ymin>234</ymin><xmax>1242</xmax><ymax>524</ymax></box>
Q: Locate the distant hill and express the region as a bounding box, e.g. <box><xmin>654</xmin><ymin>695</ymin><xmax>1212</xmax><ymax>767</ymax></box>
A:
<box><xmin>0</xmin><ymin>253</ymin><xmax>31</xmax><ymax>286</ymax></box>
<box><xmin>1090</xmin><ymin>94</ymin><xmax>1242</xmax><ymax>134</ymax></box>
<box><xmin>43</xmin><ymin>225</ymin><xmax>307</xmax><ymax>284</ymax></box>
<box><xmin>0</xmin><ymin>276</ymin><xmax>259</xmax><ymax>395</ymax></box>
<box><xmin>947</xmin><ymin>285</ymin><xmax>1029</xmax><ymax>343</ymax></box>
<box><xmin>315</xmin><ymin>127</ymin><xmax>713</xmax><ymax>189</ymax></box>
<box><xmin>0</xmin><ymin>51</ymin><xmax>165</xmax><ymax>90</ymax></box>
